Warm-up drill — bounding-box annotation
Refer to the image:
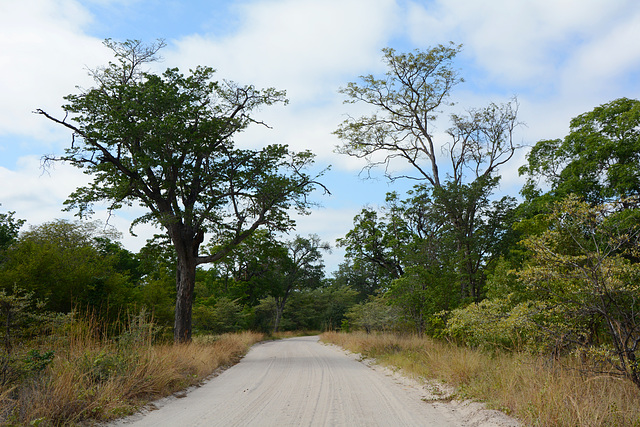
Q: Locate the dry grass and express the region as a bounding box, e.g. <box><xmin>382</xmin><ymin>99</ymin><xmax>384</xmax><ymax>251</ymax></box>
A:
<box><xmin>321</xmin><ymin>331</ymin><xmax>640</xmax><ymax>427</ymax></box>
<box><xmin>0</xmin><ymin>317</ymin><xmax>263</xmax><ymax>426</ymax></box>
<box><xmin>268</xmin><ymin>330</ymin><xmax>321</xmax><ymax>340</ymax></box>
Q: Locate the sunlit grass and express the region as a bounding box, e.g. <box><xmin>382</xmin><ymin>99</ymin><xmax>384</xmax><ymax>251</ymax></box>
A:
<box><xmin>321</xmin><ymin>331</ymin><xmax>640</xmax><ymax>427</ymax></box>
<box><xmin>0</xmin><ymin>315</ymin><xmax>263</xmax><ymax>426</ymax></box>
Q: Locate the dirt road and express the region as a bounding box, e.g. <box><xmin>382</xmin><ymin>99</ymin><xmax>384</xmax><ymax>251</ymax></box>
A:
<box><xmin>113</xmin><ymin>336</ymin><xmax>518</xmax><ymax>426</ymax></box>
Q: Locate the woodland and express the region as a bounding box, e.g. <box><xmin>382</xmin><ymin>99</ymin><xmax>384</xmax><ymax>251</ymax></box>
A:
<box><xmin>1</xmin><ymin>39</ymin><xmax>640</xmax><ymax>407</ymax></box>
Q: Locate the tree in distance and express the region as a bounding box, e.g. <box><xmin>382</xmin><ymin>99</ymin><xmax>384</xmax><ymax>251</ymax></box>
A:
<box><xmin>335</xmin><ymin>44</ymin><xmax>521</xmax><ymax>301</ymax></box>
<box><xmin>217</xmin><ymin>232</ymin><xmax>330</xmax><ymax>332</ymax></box>
<box><xmin>271</xmin><ymin>234</ymin><xmax>330</xmax><ymax>332</ymax></box>
<box><xmin>0</xmin><ymin>205</ymin><xmax>24</xmax><ymax>254</ymax></box>
<box><xmin>36</xmin><ymin>39</ymin><xmax>327</xmax><ymax>342</ymax></box>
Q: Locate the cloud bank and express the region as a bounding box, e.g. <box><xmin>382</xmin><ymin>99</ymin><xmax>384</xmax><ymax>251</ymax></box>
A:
<box><xmin>1</xmin><ymin>0</ymin><xmax>640</xmax><ymax>272</ymax></box>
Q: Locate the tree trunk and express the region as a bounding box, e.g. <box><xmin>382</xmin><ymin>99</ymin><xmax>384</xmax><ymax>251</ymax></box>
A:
<box><xmin>174</xmin><ymin>251</ymin><xmax>198</xmax><ymax>343</ymax></box>
<box><xmin>273</xmin><ymin>297</ymin><xmax>286</xmax><ymax>333</ymax></box>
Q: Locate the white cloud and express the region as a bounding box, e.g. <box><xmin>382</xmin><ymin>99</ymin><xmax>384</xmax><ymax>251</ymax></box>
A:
<box><xmin>160</xmin><ymin>0</ymin><xmax>404</xmax><ymax>174</ymax></box>
<box><xmin>400</xmin><ymin>0</ymin><xmax>640</xmax><ymax>176</ymax></box>
<box><xmin>0</xmin><ymin>155</ymin><xmax>160</xmax><ymax>250</ymax></box>
<box><xmin>0</xmin><ymin>1</ymin><xmax>106</xmax><ymax>142</ymax></box>
<box><xmin>404</xmin><ymin>0</ymin><xmax>639</xmax><ymax>91</ymax></box>
<box><xmin>0</xmin><ymin>156</ymin><xmax>87</xmax><ymax>223</ymax></box>
<box><xmin>167</xmin><ymin>0</ymin><xmax>399</xmax><ymax>100</ymax></box>
<box><xmin>559</xmin><ymin>9</ymin><xmax>640</xmax><ymax>101</ymax></box>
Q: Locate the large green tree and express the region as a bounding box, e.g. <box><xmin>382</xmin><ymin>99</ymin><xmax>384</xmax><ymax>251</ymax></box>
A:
<box><xmin>338</xmin><ymin>181</ymin><xmax>516</xmax><ymax>331</ymax></box>
<box><xmin>217</xmin><ymin>232</ymin><xmax>329</xmax><ymax>332</ymax></box>
<box><xmin>37</xmin><ymin>40</ymin><xmax>326</xmax><ymax>342</ymax></box>
<box><xmin>214</xmin><ymin>230</ymin><xmax>286</xmax><ymax>307</ymax></box>
<box><xmin>521</xmin><ymin>97</ymin><xmax>640</xmax><ymax>205</ymax></box>
<box><xmin>337</xmin><ymin>206</ymin><xmax>405</xmax><ymax>286</ymax></box>
<box><xmin>335</xmin><ymin>44</ymin><xmax>520</xmax><ymax>300</ymax></box>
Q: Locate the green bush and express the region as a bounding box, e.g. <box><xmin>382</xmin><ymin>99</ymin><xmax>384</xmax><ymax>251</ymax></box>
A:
<box><xmin>193</xmin><ymin>297</ymin><xmax>246</xmax><ymax>334</ymax></box>
<box><xmin>0</xmin><ymin>287</ymin><xmax>55</xmax><ymax>386</ymax></box>
<box><xmin>445</xmin><ymin>297</ymin><xmax>541</xmax><ymax>350</ymax></box>
<box><xmin>345</xmin><ymin>297</ymin><xmax>400</xmax><ymax>334</ymax></box>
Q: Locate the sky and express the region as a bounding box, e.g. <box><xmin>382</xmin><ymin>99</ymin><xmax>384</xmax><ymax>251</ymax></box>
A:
<box><xmin>1</xmin><ymin>0</ymin><xmax>640</xmax><ymax>274</ymax></box>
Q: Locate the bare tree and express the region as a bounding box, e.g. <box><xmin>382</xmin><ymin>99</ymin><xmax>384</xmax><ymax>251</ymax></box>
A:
<box><xmin>335</xmin><ymin>44</ymin><xmax>520</xmax><ymax>299</ymax></box>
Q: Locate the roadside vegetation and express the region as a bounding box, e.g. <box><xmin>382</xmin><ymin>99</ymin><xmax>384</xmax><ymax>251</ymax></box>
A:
<box><xmin>322</xmin><ymin>332</ymin><xmax>640</xmax><ymax>426</ymax></box>
<box><xmin>327</xmin><ymin>45</ymin><xmax>640</xmax><ymax>426</ymax></box>
<box><xmin>0</xmin><ymin>309</ymin><xmax>262</xmax><ymax>425</ymax></box>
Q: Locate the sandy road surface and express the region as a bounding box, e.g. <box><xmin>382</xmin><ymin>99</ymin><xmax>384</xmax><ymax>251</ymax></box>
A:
<box><xmin>113</xmin><ymin>336</ymin><xmax>517</xmax><ymax>427</ymax></box>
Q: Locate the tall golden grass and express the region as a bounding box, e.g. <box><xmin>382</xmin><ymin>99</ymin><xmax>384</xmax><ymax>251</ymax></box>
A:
<box><xmin>0</xmin><ymin>315</ymin><xmax>263</xmax><ymax>426</ymax></box>
<box><xmin>321</xmin><ymin>331</ymin><xmax>640</xmax><ymax>427</ymax></box>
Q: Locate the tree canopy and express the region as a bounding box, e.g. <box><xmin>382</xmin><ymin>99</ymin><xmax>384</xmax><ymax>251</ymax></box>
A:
<box><xmin>520</xmin><ymin>97</ymin><xmax>640</xmax><ymax>205</ymax></box>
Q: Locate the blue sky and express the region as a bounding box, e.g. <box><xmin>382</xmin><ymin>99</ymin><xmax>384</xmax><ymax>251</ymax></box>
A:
<box><xmin>1</xmin><ymin>0</ymin><xmax>640</xmax><ymax>273</ymax></box>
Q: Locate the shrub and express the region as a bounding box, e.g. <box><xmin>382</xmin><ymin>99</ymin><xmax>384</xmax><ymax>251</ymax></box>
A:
<box><xmin>345</xmin><ymin>297</ymin><xmax>400</xmax><ymax>334</ymax></box>
<box><xmin>444</xmin><ymin>297</ymin><xmax>541</xmax><ymax>350</ymax></box>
